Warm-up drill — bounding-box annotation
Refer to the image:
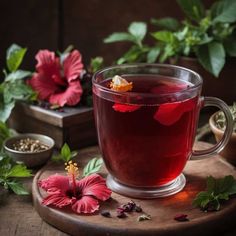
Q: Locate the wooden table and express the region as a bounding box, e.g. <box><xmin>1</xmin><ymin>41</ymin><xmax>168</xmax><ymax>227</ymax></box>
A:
<box><xmin>1</xmin><ymin>143</ymin><xmax>236</xmax><ymax>236</ymax></box>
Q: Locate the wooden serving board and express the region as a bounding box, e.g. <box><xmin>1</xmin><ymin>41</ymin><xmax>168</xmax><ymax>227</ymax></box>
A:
<box><xmin>32</xmin><ymin>142</ymin><xmax>236</xmax><ymax>236</ymax></box>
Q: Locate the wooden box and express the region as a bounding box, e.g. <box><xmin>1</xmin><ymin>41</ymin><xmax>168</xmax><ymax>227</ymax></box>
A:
<box><xmin>8</xmin><ymin>103</ymin><xmax>97</xmax><ymax>150</ymax></box>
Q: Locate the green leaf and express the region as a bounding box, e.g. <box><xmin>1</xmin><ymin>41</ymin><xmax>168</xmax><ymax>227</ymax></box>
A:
<box><xmin>116</xmin><ymin>45</ymin><xmax>148</xmax><ymax>64</ymax></box>
<box><xmin>7</xmin><ymin>165</ymin><xmax>32</xmax><ymax>178</ymax></box>
<box><xmin>193</xmin><ymin>175</ymin><xmax>236</xmax><ymax>211</ymax></box>
<box><xmin>104</xmin><ymin>33</ymin><xmax>134</xmax><ymax>43</ymax></box>
<box><xmin>224</xmin><ymin>37</ymin><xmax>236</xmax><ymax>57</ymax></box>
<box><xmin>5</xmin><ymin>70</ymin><xmax>32</xmax><ymax>82</ymax></box>
<box><xmin>206</xmin><ymin>176</ymin><xmax>216</xmax><ymax>193</ymax></box>
<box><xmin>0</xmin><ymin>101</ymin><xmax>15</xmax><ymax>122</ymax></box>
<box><xmin>211</xmin><ymin>0</ymin><xmax>236</xmax><ymax>23</ymax></box>
<box><xmin>151</xmin><ymin>17</ymin><xmax>180</xmax><ymax>31</ymax></box>
<box><xmin>128</xmin><ymin>22</ymin><xmax>147</xmax><ymax>43</ymax></box>
<box><xmin>152</xmin><ymin>31</ymin><xmax>174</xmax><ymax>43</ymax></box>
<box><xmin>147</xmin><ymin>47</ymin><xmax>160</xmax><ymax>63</ymax></box>
<box><xmin>7</xmin><ymin>181</ymin><xmax>29</xmax><ymax>195</ymax></box>
<box><xmin>90</xmin><ymin>57</ymin><xmax>104</xmax><ymax>73</ymax></box>
<box><xmin>0</xmin><ymin>121</ymin><xmax>10</xmax><ymax>150</ymax></box>
<box><xmin>52</xmin><ymin>143</ymin><xmax>77</xmax><ymax>163</ymax></box>
<box><xmin>61</xmin><ymin>143</ymin><xmax>71</xmax><ymax>162</ymax></box>
<box><xmin>193</xmin><ymin>191</ymin><xmax>211</xmax><ymax>208</ymax></box>
<box><xmin>177</xmin><ymin>0</ymin><xmax>205</xmax><ymax>21</ymax></box>
<box><xmin>83</xmin><ymin>157</ymin><xmax>103</xmax><ymax>177</ymax></box>
<box><xmin>196</xmin><ymin>41</ymin><xmax>225</xmax><ymax>77</ymax></box>
<box><xmin>218</xmin><ymin>175</ymin><xmax>236</xmax><ymax>194</ymax></box>
<box><xmin>4</xmin><ymin>81</ymin><xmax>35</xmax><ymax>102</ymax></box>
<box><xmin>6</xmin><ymin>44</ymin><xmax>27</xmax><ymax>72</ymax></box>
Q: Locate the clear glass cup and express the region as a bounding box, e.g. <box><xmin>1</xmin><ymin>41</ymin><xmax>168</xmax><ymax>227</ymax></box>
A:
<box><xmin>92</xmin><ymin>64</ymin><xmax>233</xmax><ymax>198</ymax></box>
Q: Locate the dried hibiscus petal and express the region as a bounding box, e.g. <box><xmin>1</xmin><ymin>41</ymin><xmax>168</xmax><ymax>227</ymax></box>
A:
<box><xmin>112</xmin><ymin>103</ymin><xmax>141</xmax><ymax>112</ymax></box>
<box><xmin>174</xmin><ymin>214</ymin><xmax>189</xmax><ymax>222</ymax></box>
<box><xmin>154</xmin><ymin>98</ymin><xmax>195</xmax><ymax>126</ymax></box>
<box><xmin>100</xmin><ymin>210</ymin><xmax>111</xmax><ymax>218</ymax></box>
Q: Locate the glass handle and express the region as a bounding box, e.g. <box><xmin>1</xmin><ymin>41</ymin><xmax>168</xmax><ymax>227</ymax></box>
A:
<box><xmin>191</xmin><ymin>96</ymin><xmax>233</xmax><ymax>160</ymax></box>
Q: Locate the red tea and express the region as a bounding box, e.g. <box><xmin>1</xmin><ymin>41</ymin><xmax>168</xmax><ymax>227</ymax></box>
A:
<box><xmin>93</xmin><ymin>75</ymin><xmax>200</xmax><ymax>187</ymax></box>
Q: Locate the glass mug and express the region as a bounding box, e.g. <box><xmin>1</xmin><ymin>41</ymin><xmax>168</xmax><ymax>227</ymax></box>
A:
<box><xmin>92</xmin><ymin>64</ymin><xmax>233</xmax><ymax>198</ymax></box>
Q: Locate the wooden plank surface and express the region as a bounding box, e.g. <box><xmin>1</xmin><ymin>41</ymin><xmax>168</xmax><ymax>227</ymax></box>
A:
<box><xmin>1</xmin><ymin>143</ymin><xmax>236</xmax><ymax>236</ymax></box>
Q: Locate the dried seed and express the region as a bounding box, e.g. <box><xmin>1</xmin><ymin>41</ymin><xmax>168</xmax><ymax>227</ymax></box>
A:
<box><xmin>137</xmin><ymin>214</ymin><xmax>151</xmax><ymax>222</ymax></box>
<box><xmin>100</xmin><ymin>210</ymin><xmax>111</xmax><ymax>218</ymax></box>
<box><xmin>174</xmin><ymin>214</ymin><xmax>189</xmax><ymax>222</ymax></box>
<box><xmin>117</xmin><ymin>212</ymin><xmax>127</xmax><ymax>218</ymax></box>
<box><xmin>134</xmin><ymin>205</ymin><xmax>142</xmax><ymax>213</ymax></box>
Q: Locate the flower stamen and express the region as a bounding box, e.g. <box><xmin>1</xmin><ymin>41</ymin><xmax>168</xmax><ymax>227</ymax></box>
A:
<box><xmin>65</xmin><ymin>161</ymin><xmax>79</xmax><ymax>197</ymax></box>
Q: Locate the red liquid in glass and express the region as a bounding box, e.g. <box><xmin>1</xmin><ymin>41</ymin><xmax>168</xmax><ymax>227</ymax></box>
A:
<box><xmin>93</xmin><ymin>75</ymin><xmax>199</xmax><ymax>187</ymax></box>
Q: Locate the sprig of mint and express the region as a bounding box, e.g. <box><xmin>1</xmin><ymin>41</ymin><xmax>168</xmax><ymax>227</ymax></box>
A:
<box><xmin>83</xmin><ymin>157</ymin><xmax>103</xmax><ymax>177</ymax></box>
<box><xmin>193</xmin><ymin>175</ymin><xmax>236</xmax><ymax>211</ymax></box>
<box><xmin>0</xmin><ymin>154</ymin><xmax>32</xmax><ymax>195</ymax></box>
<box><xmin>104</xmin><ymin>22</ymin><xmax>160</xmax><ymax>64</ymax></box>
<box><xmin>52</xmin><ymin>143</ymin><xmax>78</xmax><ymax>163</ymax></box>
<box><xmin>0</xmin><ymin>44</ymin><xmax>36</xmax><ymax>122</ymax></box>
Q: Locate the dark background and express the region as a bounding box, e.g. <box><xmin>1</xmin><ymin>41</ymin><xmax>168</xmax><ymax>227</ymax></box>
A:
<box><xmin>0</xmin><ymin>0</ymin><xmax>214</xmax><ymax>71</ymax></box>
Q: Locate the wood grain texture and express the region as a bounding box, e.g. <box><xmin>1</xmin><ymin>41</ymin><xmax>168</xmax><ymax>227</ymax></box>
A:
<box><xmin>31</xmin><ymin>142</ymin><xmax>236</xmax><ymax>236</ymax></box>
<box><xmin>8</xmin><ymin>103</ymin><xmax>97</xmax><ymax>150</ymax></box>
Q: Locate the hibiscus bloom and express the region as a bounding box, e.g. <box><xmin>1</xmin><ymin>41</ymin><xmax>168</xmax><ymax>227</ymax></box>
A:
<box><xmin>29</xmin><ymin>49</ymin><xmax>84</xmax><ymax>107</ymax></box>
<box><xmin>39</xmin><ymin>161</ymin><xmax>112</xmax><ymax>214</ymax></box>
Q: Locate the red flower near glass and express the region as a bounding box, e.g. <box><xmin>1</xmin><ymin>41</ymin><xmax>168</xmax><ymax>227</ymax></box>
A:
<box><xmin>39</xmin><ymin>161</ymin><xmax>112</xmax><ymax>214</ymax></box>
<box><xmin>28</xmin><ymin>48</ymin><xmax>94</xmax><ymax>107</ymax></box>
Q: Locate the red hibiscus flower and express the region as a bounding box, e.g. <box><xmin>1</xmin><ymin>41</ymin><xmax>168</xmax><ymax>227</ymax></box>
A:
<box><xmin>29</xmin><ymin>49</ymin><xmax>84</xmax><ymax>107</ymax></box>
<box><xmin>39</xmin><ymin>162</ymin><xmax>112</xmax><ymax>214</ymax></box>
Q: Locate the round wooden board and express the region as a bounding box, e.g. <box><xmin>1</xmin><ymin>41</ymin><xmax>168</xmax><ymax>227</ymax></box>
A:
<box><xmin>32</xmin><ymin>142</ymin><xmax>236</xmax><ymax>236</ymax></box>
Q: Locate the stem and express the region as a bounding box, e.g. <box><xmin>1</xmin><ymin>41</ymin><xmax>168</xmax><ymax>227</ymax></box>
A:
<box><xmin>72</xmin><ymin>174</ymin><xmax>76</xmax><ymax>197</ymax></box>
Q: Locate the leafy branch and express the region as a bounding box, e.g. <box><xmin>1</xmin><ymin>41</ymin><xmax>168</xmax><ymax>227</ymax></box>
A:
<box><xmin>0</xmin><ymin>44</ymin><xmax>36</xmax><ymax>123</ymax></box>
<box><xmin>104</xmin><ymin>22</ymin><xmax>160</xmax><ymax>64</ymax></box>
<box><xmin>103</xmin><ymin>0</ymin><xmax>236</xmax><ymax>77</ymax></box>
<box><xmin>151</xmin><ymin>0</ymin><xmax>236</xmax><ymax>77</ymax></box>
<box><xmin>0</xmin><ymin>153</ymin><xmax>32</xmax><ymax>195</ymax></box>
<box><xmin>193</xmin><ymin>175</ymin><xmax>236</xmax><ymax>211</ymax></box>
<box><xmin>52</xmin><ymin>143</ymin><xmax>78</xmax><ymax>163</ymax></box>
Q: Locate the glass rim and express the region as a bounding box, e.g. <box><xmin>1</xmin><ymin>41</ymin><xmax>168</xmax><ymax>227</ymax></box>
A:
<box><xmin>92</xmin><ymin>63</ymin><xmax>203</xmax><ymax>98</ymax></box>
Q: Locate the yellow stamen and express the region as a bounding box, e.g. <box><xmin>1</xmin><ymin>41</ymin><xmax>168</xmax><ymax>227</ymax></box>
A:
<box><xmin>110</xmin><ymin>75</ymin><xmax>133</xmax><ymax>92</ymax></box>
<box><xmin>65</xmin><ymin>161</ymin><xmax>79</xmax><ymax>179</ymax></box>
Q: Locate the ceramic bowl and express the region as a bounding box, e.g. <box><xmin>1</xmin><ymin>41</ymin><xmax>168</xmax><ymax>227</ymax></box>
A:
<box><xmin>4</xmin><ymin>133</ymin><xmax>55</xmax><ymax>168</ymax></box>
<box><xmin>209</xmin><ymin>112</ymin><xmax>236</xmax><ymax>165</ymax></box>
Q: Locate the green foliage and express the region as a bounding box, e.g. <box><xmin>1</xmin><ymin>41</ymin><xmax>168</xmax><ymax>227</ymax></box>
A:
<box><xmin>90</xmin><ymin>57</ymin><xmax>104</xmax><ymax>73</ymax></box>
<box><xmin>0</xmin><ymin>154</ymin><xmax>32</xmax><ymax>195</ymax></box>
<box><xmin>176</xmin><ymin>0</ymin><xmax>205</xmax><ymax>21</ymax></box>
<box><xmin>151</xmin><ymin>0</ymin><xmax>236</xmax><ymax>77</ymax></box>
<box><xmin>6</xmin><ymin>44</ymin><xmax>27</xmax><ymax>72</ymax></box>
<box><xmin>52</xmin><ymin>143</ymin><xmax>78</xmax><ymax>163</ymax></box>
<box><xmin>0</xmin><ymin>44</ymin><xmax>36</xmax><ymax>123</ymax></box>
<box><xmin>104</xmin><ymin>0</ymin><xmax>236</xmax><ymax>77</ymax></box>
<box><xmin>0</xmin><ymin>121</ymin><xmax>10</xmax><ymax>150</ymax></box>
<box><xmin>82</xmin><ymin>157</ymin><xmax>103</xmax><ymax>177</ymax></box>
<box><xmin>151</xmin><ymin>17</ymin><xmax>180</xmax><ymax>31</ymax></box>
<box><xmin>104</xmin><ymin>22</ymin><xmax>157</xmax><ymax>64</ymax></box>
<box><xmin>193</xmin><ymin>175</ymin><xmax>236</xmax><ymax>211</ymax></box>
